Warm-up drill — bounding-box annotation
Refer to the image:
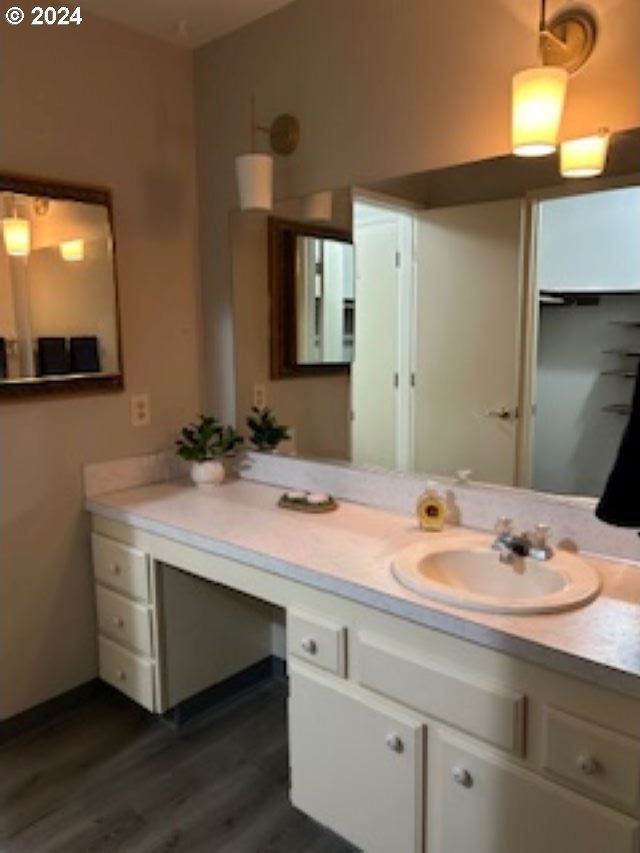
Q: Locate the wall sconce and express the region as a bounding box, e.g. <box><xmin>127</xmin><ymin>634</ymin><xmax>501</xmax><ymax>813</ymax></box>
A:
<box><xmin>236</xmin><ymin>98</ymin><xmax>300</xmax><ymax>211</ymax></box>
<box><xmin>512</xmin><ymin>2</ymin><xmax>598</xmax><ymax>160</ymax></box>
<box><xmin>560</xmin><ymin>128</ymin><xmax>610</xmax><ymax>178</ymax></box>
<box><xmin>2</xmin><ymin>216</ymin><xmax>31</xmax><ymax>257</ymax></box>
<box><xmin>60</xmin><ymin>238</ymin><xmax>85</xmax><ymax>262</ymax></box>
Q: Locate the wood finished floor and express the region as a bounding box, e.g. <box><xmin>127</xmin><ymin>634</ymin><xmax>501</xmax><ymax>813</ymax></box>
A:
<box><xmin>0</xmin><ymin>680</ymin><xmax>358</xmax><ymax>853</ymax></box>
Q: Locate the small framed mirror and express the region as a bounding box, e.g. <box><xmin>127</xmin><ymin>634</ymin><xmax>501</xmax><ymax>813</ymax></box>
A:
<box><xmin>0</xmin><ymin>173</ymin><xmax>122</xmax><ymax>398</ymax></box>
<box><xmin>269</xmin><ymin>217</ymin><xmax>354</xmax><ymax>378</ymax></box>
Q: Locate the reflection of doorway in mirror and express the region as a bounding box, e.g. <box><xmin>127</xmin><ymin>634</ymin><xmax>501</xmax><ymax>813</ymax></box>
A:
<box><xmin>352</xmin><ymin>195</ymin><xmax>523</xmax><ymax>484</ymax></box>
<box><xmin>527</xmin><ymin>184</ymin><xmax>640</xmax><ymax>498</ymax></box>
<box><xmin>352</xmin><ymin>198</ymin><xmax>415</xmax><ymax>471</ymax></box>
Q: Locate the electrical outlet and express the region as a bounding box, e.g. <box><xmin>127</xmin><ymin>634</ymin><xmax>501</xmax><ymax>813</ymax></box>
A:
<box><xmin>131</xmin><ymin>393</ymin><xmax>151</xmax><ymax>427</ymax></box>
<box><xmin>253</xmin><ymin>383</ymin><xmax>267</xmax><ymax>409</ymax></box>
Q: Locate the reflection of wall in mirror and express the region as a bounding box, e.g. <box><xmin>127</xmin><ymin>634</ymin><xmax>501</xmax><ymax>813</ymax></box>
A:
<box><xmin>27</xmin><ymin>239</ymin><xmax>118</xmax><ymax>374</ymax></box>
<box><xmin>231</xmin><ymin>192</ymin><xmax>352</xmax><ymax>460</ymax></box>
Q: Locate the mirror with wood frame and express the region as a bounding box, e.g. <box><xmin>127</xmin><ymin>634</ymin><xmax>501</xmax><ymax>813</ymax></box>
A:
<box><xmin>269</xmin><ymin>216</ymin><xmax>354</xmax><ymax>379</ymax></box>
<box><xmin>0</xmin><ymin>173</ymin><xmax>122</xmax><ymax>398</ymax></box>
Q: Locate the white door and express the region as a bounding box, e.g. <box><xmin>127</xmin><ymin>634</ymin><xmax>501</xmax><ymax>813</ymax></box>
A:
<box><xmin>415</xmin><ymin>199</ymin><xmax>523</xmax><ymax>484</ymax></box>
<box><xmin>428</xmin><ymin>728</ymin><xmax>639</xmax><ymax>853</ymax></box>
<box><xmin>288</xmin><ymin>663</ymin><xmax>424</xmax><ymax>853</ymax></box>
<box><xmin>351</xmin><ymin>215</ymin><xmax>400</xmax><ymax>469</ymax></box>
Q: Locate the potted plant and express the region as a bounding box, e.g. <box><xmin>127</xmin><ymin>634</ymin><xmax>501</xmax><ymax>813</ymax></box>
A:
<box><xmin>176</xmin><ymin>415</ymin><xmax>243</xmax><ymax>487</ymax></box>
<box><xmin>246</xmin><ymin>406</ymin><xmax>291</xmax><ymax>452</ymax></box>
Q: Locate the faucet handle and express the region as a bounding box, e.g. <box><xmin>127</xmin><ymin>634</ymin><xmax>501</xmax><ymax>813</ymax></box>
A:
<box><xmin>530</xmin><ymin>524</ymin><xmax>551</xmax><ymax>548</ymax></box>
<box><xmin>494</xmin><ymin>516</ymin><xmax>513</xmax><ymax>537</ymax></box>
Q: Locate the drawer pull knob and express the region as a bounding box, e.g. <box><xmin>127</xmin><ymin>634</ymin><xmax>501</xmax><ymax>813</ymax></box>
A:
<box><xmin>109</xmin><ymin>563</ymin><xmax>121</xmax><ymax>575</ymax></box>
<box><xmin>115</xmin><ymin>669</ymin><xmax>127</xmax><ymax>681</ymax></box>
<box><xmin>112</xmin><ymin>616</ymin><xmax>125</xmax><ymax>628</ymax></box>
<box><xmin>301</xmin><ymin>637</ymin><xmax>317</xmax><ymax>655</ymax></box>
<box><xmin>452</xmin><ymin>766</ymin><xmax>473</xmax><ymax>788</ymax></box>
<box><xmin>385</xmin><ymin>733</ymin><xmax>404</xmax><ymax>753</ymax></box>
<box><xmin>577</xmin><ymin>754</ymin><xmax>599</xmax><ymax>776</ymax></box>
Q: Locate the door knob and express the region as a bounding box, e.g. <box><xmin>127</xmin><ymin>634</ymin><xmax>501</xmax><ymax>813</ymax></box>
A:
<box><xmin>451</xmin><ymin>766</ymin><xmax>473</xmax><ymax>788</ymax></box>
<box><xmin>301</xmin><ymin>637</ymin><xmax>317</xmax><ymax>655</ymax></box>
<box><xmin>385</xmin><ymin>733</ymin><xmax>404</xmax><ymax>753</ymax></box>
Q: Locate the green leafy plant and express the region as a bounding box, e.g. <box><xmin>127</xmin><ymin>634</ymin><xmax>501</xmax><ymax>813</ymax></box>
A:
<box><xmin>176</xmin><ymin>415</ymin><xmax>243</xmax><ymax>463</ymax></box>
<box><xmin>246</xmin><ymin>406</ymin><xmax>290</xmax><ymax>451</ymax></box>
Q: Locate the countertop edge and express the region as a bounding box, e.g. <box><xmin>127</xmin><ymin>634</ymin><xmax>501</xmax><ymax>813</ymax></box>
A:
<box><xmin>86</xmin><ymin>498</ymin><xmax>640</xmax><ymax>701</ymax></box>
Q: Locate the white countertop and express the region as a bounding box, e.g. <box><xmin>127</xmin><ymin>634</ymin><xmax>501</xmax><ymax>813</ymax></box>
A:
<box><xmin>87</xmin><ymin>479</ymin><xmax>640</xmax><ymax>699</ymax></box>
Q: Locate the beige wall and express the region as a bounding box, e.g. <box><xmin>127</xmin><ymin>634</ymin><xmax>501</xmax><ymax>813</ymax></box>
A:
<box><xmin>0</xmin><ymin>8</ymin><xmax>202</xmax><ymax>718</ymax></box>
<box><xmin>195</xmin><ymin>0</ymin><xmax>640</xmax><ymax>421</ymax></box>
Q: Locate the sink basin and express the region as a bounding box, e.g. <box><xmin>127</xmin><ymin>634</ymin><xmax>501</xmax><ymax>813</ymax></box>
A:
<box><xmin>390</xmin><ymin>536</ymin><xmax>600</xmax><ymax>614</ymax></box>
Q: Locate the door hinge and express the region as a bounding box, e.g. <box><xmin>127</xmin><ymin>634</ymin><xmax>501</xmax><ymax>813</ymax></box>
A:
<box><xmin>393</xmin><ymin>372</ymin><xmax>399</xmax><ymax>388</ymax></box>
<box><xmin>410</xmin><ymin>372</ymin><xmax>416</xmax><ymax>388</ymax></box>
<box><xmin>395</xmin><ymin>251</ymin><xmax>401</xmax><ymax>269</ymax></box>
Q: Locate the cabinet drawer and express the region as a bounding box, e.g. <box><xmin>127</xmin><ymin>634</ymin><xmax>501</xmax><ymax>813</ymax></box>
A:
<box><xmin>92</xmin><ymin>533</ymin><xmax>150</xmax><ymax>602</ymax></box>
<box><xmin>356</xmin><ymin>631</ymin><xmax>525</xmax><ymax>755</ymax></box>
<box><xmin>541</xmin><ymin>707</ymin><xmax>640</xmax><ymax>813</ymax></box>
<box><xmin>96</xmin><ymin>585</ymin><xmax>153</xmax><ymax>657</ymax></box>
<box><xmin>287</xmin><ymin>609</ymin><xmax>347</xmax><ymax>676</ymax></box>
<box><xmin>98</xmin><ymin>636</ymin><xmax>155</xmax><ymax>712</ymax></box>
<box><xmin>429</xmin><ymin>729</ymin><xmax>639</xmax><ymax>853</ymax></box>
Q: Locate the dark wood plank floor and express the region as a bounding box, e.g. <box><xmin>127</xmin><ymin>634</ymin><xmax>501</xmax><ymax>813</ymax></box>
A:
<box><xmin>0</xmin><ymin>680</ymin><xmax>358</xmax><ymax>852</ymax></box>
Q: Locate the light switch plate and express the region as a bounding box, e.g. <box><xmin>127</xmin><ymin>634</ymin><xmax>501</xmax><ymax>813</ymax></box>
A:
<box><xmin>131</xmin><ymin>393</ymin><xmax>151</xmax><ymax>427</ymax></box>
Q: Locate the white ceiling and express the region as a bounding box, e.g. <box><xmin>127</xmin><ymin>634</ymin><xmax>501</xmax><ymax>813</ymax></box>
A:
<box><xmin>80</xmin><ymin>0</ymin><xmax>297</xmax><ymax>49</ymax></box>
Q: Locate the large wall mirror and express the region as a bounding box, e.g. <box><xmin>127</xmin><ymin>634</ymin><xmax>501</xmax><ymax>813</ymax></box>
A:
<box><xmin>231</xmin><ymin>128</ymin><xmax>640</xmax><ymax>501</ymax></box>
<box><xmin>269</xmin><ymin>217</ymin><xmax>354</xmax><ymax>378</ymax></box>
<box><xmin>0</xmin><ymin>174</ymin><xmax>122</xmax><ymax>398</ymax></box>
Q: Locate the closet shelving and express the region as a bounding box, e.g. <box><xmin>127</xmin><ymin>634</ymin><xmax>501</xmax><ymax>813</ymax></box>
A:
<box><xmin>601</xmin><ymin>320</ymin><xmax>640</xmax><ymax>415</ymax></box>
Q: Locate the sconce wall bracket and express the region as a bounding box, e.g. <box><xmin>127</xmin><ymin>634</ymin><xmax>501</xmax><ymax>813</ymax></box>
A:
<box><xmin>539</xmin><ymin>9</ymin><xmax>597</xmax><ymax>73</ymax></box>
<box><xmin>262</xmin><ymin>113</ymin><xmax>300</xmax><ymax>156</ymax></box>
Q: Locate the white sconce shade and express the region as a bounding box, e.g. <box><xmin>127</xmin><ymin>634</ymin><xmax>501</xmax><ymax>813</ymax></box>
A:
<box><xmin>560</xmin><ymin>129</ymin><xmax>610</xmax><ymax>178</ymax></box>
<box><xmin>302</xmin><ymin>191</ymin><xmax>333</xmax><ymax>222</ymax></box>
<box><xmin>512</xmin><ymin>66</ymin><xmax>568</xmax><ymax>157</ymax></box>
<box><xmin>60</xmin><ymin>238</ymin><xmax>85</xmax><ymax>262</ymax></box>
<box><xmin>236</xmin><ymin>153</ymin><xmax>273</xmax><ymax>211</ymax></box>
<box><xmin>2</xmin><ymin>217</ymin><xmax>31</xmax><ymax>257</ymax></box>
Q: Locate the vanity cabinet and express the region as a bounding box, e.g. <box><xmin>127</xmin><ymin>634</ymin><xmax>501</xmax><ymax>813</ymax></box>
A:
<box><xmin>92</xmin><ymin>533</ymin><xmax>159</xmax><ymax>711</ymax></box>
<box><xmin>91</xmin><ymin>526</ymin><xmax>273</xmax><ymax>714</ymax></box>
<box><xmin>288</xmin><ymin>622</ymin><xmax>640</xmax><ymax>852</ymax></box>
<box><xmin>89</xmin><ymin>513</ymin><xmax>640</xmax><ymax>853</ymax></box>
<box><xmin>428</xmin><ymin>729</ymin><xmax>639</xmax><ymax>853</ymax></box>
<box><xmin>289</xmin><ymin>662</ymin><xmax>424</xmax><ymax>853</ymax></box>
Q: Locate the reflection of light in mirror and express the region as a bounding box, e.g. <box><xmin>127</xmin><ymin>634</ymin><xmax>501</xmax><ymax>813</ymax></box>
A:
<box><xmin>59</xmin><ymin>238</ymin><xmax>85</xmax><ymax>262</ymax></box>
<box><xmin>2</xmin><ymin>216</ymin><xmax>31</xmax><ymax>257</ymax></box>
<box><xmin>560</xmin><ymin>129</ymin><xmax>610</xmax><ymax>178</ymax></box>
<box><xmin>512</xmin><ymin>66</ymin><xmax>567</xmax><ymax>157</ymax></box>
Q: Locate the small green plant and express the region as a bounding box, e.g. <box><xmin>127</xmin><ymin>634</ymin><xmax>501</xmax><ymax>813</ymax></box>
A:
<box><xmin>246</xmin><ymin>406</ymin><xmax>290</xmax><ymax>451</ymax></box>
<box><xmin>176</xmin><ymin>415</ymin><xmax>243</xmax><ymax>463</ymax></box>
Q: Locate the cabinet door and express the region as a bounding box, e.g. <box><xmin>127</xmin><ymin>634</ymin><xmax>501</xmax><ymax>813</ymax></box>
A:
<box><xmin>289</xmin><ymin>662</ymin><xmax>423</xmax><ymax>853</ymax></box>
<box><xmin>428</xmin><ymin>729</ymin><xmax>639</xmax><ymax>853</ymax></box>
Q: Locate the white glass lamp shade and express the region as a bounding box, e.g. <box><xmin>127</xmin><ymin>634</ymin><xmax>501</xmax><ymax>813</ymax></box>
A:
<box><xmin>236</xmin><ymin>153</ymin><xmax>273</xmax><ymax>211</ymax></box>
<box><xmin>302</xmin><ymin>191</ymin><xmax>333</xmax><ymax>222</ymax></box>
<box><xmin>2</xmin><ymin>217</ymin><xmax>31</xmax><ymax>257</ymax></box>
<box><xmin>560</xmin><ymin>129</ymin><xmax>610</xmax><ymax>178</ymax></box>
<box><xmin>60</xmin><ymin>238</ymin><xmax>85</xmax><ymax>262</ymax></box>
<box><xmin>512</xmin><ymin>66</ymin><xmax>568</xmax><ymax>157</ymax></box>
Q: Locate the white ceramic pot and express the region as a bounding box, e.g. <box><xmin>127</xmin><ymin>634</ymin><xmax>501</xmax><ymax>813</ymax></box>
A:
<box><xmin>190</xmin><ymin>460</ymin><xmax>225</xmax><ymax>487</ymax></box>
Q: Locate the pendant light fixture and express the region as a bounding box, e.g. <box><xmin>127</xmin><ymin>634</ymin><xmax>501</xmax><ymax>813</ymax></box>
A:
<box><xmin>235</xmin><ymin>97</ymin><xmax>300</xmax><ymax>211</ymax></box>
<box><xmin>2</xmin><ymin>214</ymin><xmax>31</xmax><ymax>257</ymax></box>
<box><xmin>512</xmin><ymin>1</ymin><xmax>597</xmax><ymax>158</ymax></box>
<box><xmin>59</xmin><ymin>238</ymin><xmax>85</xmax><ymax>262</ymax></box>
<box><xmin>560</xmin><ymin>128</ymin><xmax>610</xmax><ymax>179</ymax></box>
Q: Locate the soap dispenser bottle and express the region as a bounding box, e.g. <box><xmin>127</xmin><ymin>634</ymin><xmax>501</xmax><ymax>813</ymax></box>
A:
<box><xmin>417</xmin><ymin>482</ymin><xmax>446</xmax><ymax>532</ymax></box>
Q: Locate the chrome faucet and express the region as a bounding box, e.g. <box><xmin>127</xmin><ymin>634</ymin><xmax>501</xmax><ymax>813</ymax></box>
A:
<box><xmin>492</xmin><ymin>517</ymin><xmax>553</xmax><ymax>564</ymax></box>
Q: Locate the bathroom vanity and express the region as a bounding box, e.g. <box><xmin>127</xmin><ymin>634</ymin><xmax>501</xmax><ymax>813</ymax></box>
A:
<box><xmin>87</xmin><ymin>477</ymin><xmax>640</xmax><ymax>853</ymax></box>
